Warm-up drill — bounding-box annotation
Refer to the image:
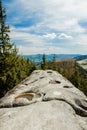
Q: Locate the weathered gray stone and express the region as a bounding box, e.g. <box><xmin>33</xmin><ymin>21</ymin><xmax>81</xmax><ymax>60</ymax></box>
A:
<box><xmin>0</xmin><ymin>70</ymin><xmax>87</xmax><ymax>130</ymax></box>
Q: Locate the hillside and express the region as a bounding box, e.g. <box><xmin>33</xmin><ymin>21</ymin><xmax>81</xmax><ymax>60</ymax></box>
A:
<box><xmin>77</xmin><ymin>59</ymin><xmax>87</xmax><ymax>70</ymax></box>
<box><xmin>74</xmin><ymin>55</ymin><xmax>87</xmax><ymax>70</ymax></box>
<box><xmin>22</xmin><ymin>54</ymin><xmax>80</xmax><ymax>64</ymax></box>
<box><xmin>41</xmin><ymin>58</ymin><xmax>87</xmax><ymax>95</ymax></box>
<box><xmin>74</xmin><ymin>55</ymin><xmax>87</xmax><ymax>61</ymax></box>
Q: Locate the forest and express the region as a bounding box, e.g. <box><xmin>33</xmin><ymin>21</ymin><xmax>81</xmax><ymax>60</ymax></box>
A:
<box><xmin>40</xmin><ymin>54</ymin><xmax>87</xmax><ymax>96</ymax></box>
<box><xmin>0</xmin><ymin>1</ymin><xmax>36</xmax><ymax>98</ymax></box>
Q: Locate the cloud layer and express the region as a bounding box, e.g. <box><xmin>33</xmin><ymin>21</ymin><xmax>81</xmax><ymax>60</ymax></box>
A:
<box><xmin>4</xmin><ymin>0</ymin><xmax>87</xmax><ymax>54</ymax></box>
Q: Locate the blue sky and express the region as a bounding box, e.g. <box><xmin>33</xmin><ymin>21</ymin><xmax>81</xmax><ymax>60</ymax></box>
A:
<box><xmin>2</xmin><ymin>0</ymin><xmax>87</xmax><ymax>54</ymax></box>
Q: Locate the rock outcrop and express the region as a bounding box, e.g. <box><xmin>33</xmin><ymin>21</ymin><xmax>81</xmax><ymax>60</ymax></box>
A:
<box><xmin>0</xmin><ymin>70</ymin><xmax>87</xmax><ymax>130</ymax></box>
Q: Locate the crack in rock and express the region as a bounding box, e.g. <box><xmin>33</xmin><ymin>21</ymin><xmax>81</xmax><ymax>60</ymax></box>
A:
<box><xmin>43</xmin><ymin>97</ymin><xmax>87</xmax><ymax>117</ymax></box>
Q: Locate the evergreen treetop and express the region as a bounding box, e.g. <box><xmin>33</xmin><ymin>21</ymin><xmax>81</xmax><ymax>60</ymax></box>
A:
<box><xmin>0</xmin><ymin>0</ymin><xmax>11</xmax><ymax>54</ymax></box>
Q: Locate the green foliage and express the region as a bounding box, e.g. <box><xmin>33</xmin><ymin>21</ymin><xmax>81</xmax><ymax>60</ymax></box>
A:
<box><xmin>0</xmin><ymin>1</ymin><xmax>36</xmax><ymax>98</ymax></box>
<box><xmin>41</xmin><ymin>56</ymin><xmax>87</xmax><ymax>96</ymax></box>
<box><xmin>0</xmin><ymin>54</ymin><xmax>36</xmax><ymax>97</ymax></box>
<box><xmin>51</xmin><ymin>54</ymin><xmax>56</xmax><ymax>70</ymax></box>
<box><xmin>0</xmin><ymin>1</ymin><xmax>11</xmax><ymax>53</ymax></box>
<box><xmin>41</xmin><ymin>54</ymin><xmax>47</xmax><ymax>70</ymax></box>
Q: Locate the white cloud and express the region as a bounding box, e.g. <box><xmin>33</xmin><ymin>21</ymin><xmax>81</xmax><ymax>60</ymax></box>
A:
<box><xmin>32</xmin><ymin>0</ymin><xmax>86</xmax><ymax>33</ymax></box>
<box><xmin>75</xmin><ymin>34</ymin><xmax>87</xmax><ymax>46</ymax></box>
<box><xmin>10</xmin><ymin>26</ymin><xmax>44</xmax><ymax>46</ymax></box>
<box><xmin>43</xmin><ymin>33</ymin><xmax>57</xmax><ymax>39</ymax></box>
<box><xmin>58</xmin><ymin>33</ymin><xmax>73</xmax><ymax>39</ymax></box>
<box><xmin>5</xmin><ymin>0</ymin><xmax>87</xmax><ymax>54</ymax></box>
<box><xmin>7</xmin><ymin>0</ymin><xmax>87</xmax><ymax>32</ymax></box>
<box><xmin>17</xmin><ymin>45</ymin><xmax>75</xmax><ymax>55</ymax></box>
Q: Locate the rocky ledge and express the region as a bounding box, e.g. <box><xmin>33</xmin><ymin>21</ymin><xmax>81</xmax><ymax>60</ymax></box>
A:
<box><xmin>0</xmin><ymin>70</ymin><xmax>87</xmax><ymax>130</ymax></box>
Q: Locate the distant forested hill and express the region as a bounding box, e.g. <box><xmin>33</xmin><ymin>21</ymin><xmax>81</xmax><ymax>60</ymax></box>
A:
<box><xmin>22</xmin><ymin>54</ymin><xmax>81</xmax><ymax>64</ymax></box>
<box><xmin>74</xmin><ymin>55</ymin><xmax>87</xmax><ymax>61</ymax></box>
<box><xmin>75</xmin><ymin>55</ymin><xmax>87</xmax><ymax>70</ymax></box>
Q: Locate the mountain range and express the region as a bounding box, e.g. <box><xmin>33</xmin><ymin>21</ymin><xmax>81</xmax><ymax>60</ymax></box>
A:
<box><xmin>22</xmin><ymin>54</ymin><xmax>82</xmax><ymax>64</ymax></box>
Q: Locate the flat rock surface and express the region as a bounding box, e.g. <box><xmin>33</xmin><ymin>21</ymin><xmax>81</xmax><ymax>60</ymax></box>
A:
<box><xmin>0</xmin><ymin>70</ymin><xmax>87</xmax><ymax>130</ymax></box>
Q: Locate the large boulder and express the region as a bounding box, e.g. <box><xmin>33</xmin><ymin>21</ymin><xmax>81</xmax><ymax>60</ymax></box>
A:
<box><xmin>0</xmin><ymin>70</ymin><xmax>87</xmax><ymax>130</ymax></box>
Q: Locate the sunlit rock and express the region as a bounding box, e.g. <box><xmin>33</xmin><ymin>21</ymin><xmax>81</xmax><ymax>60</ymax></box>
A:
<box><xmin>0</xmin><ymin>70</ymin><xmax>87</xmax><ymax>130</ymax></box>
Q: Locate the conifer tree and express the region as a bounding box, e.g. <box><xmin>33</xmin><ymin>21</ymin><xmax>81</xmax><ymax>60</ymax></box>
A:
<box><xmin>0</xmin><ymin>0</ymin><xmax>16</xmax><ymax>96</ymax></box>
<box><xmin>52</xmin><ymin>54</ymin><xmax>56</xmax><ymax>70</ymax></box>
<box><xmin>41</xmin><ymin>54</ymin><xmax>46</xmax><ymax>70</ymax></box>
<box><xmin>0</xmin><ymin>0</ymin><xmax>36</xmax><ymax>98</ymax></box>
<box><xmin>0</xmin><ymin>0</ymin><xmax>12</xmax><ymax>53</ymax></box>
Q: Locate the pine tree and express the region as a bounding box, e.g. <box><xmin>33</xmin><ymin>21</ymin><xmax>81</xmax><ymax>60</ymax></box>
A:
<box><xmin>0</xmin><ymin>0</ymin><xmax>12</xmax><ymax>53</ymax></box>
<box><xmin>41</xmin><ymin>54</ymin><xmax>46</xmax><ymax>70</ymax></box>
<box><xmin>0</xmin><ymin>0</ymin><xmax>36</xmax><ymax>98</ymax></box>
<box><xmin>52</xmin><ymin>54</ymin><xmax>56</xmax><ymax>70</ymax></box>
<box><xmin>0</xmin><ymin>0</ymin><xmax>17</xmax><ymax>97</ymax></box>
